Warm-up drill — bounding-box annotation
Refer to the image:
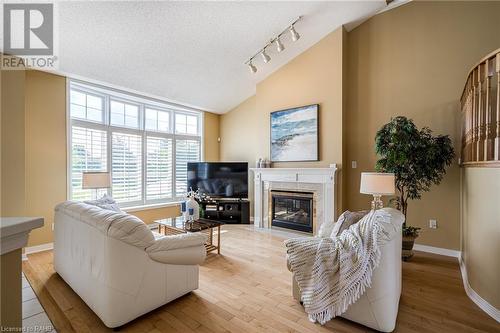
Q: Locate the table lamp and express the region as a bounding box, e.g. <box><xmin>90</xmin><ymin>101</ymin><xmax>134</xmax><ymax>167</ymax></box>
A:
<box><xmin>360</xmin><ymin>172</ymin><xmax>395</xmax><ymax>210</ymax></box>
<box><xmin>82</xmin><ymin>172</ymin><xmax>111</xmax><ymax>199</ymax></box>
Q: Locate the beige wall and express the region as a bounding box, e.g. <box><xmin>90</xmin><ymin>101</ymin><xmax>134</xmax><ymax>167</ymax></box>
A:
<box><xmin>128</xmin><ymin>205</ymin><xmax>181</xmax><ymax>225</ymax></box>
<box><xmin>220</xmin><ymin>27</ymin><xmax>345</xmax><ymax>216</ymax></box>
<box><xmin>1</xmin><ymin>70</ymin><xmax>27</xmax><ymax>216</ymax></box>
<box><xmin>203</xmin><ymin>112</ymin><xmax>220</xmax><ymax>162</ymax></box>
<box><xmin>345</xmin><ymin>1</ymin><xmax>500</xmax><ymax>250</ymax></box>
<box><xmin>1</xmin><ymin>70</ymin><xmax>68</xmax><ymax>247</ymax></box>
<box><xmin>461</xmin><ymin>168</ymin><xmax>500</xmax><ymax>309</ymax></box>
<box><xmin>25</xmin><ymin>71</ymin><xmax>67</xmax><ymax>246</ymax></box>
<box><xmin>220</xmin><ymin>95</ymin><xmax>257</xmax><ymax>162</ymax></box>
<box><xmin>1</xmin><ymin>70</ymin><xmax>220</xmax><ymax>247</ymax></box>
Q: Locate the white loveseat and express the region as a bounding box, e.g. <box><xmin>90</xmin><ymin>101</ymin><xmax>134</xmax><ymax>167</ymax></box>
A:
<box><xmin>289</xmin><ymin>208</ymin><xmax>404</xmax><ymax>332</ymax></box>
<box><xmin>54</xmin><ymin>201</ymin><xmax>207</xmax><ymax>328</ymax></box>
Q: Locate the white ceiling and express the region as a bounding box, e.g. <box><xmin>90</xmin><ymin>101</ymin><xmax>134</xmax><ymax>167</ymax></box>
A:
<box><xmin>53</xmin><ymin>1</ymin><xmax>387</xmax><ymax>113</ymax></box>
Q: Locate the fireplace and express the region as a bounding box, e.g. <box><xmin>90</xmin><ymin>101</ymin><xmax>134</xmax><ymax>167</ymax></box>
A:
<box><xmin>271</xmin><ymin>191</ymin><xmax>314</xmax><ymax>233</ymax></box>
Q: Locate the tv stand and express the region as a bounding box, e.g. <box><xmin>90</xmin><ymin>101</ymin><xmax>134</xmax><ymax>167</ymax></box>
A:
<box><xmin>200</xmin><ymin>198</ymin><xmax>250</xmax><ymax>224</ymax></box>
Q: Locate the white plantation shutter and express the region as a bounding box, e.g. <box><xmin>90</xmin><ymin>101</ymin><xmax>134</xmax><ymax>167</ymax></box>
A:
<box><xmin>146</xmin><ymin>136</ymin><xmax>173</xmax><ymax>200</ymax></box>
<box><xmin>71</xmin><ymin>126</ymin><xmax>107</xmax><ymax>200</ymax></box>
<box><xmin>175</xmin><ymin>139</ymin><xmax>201</xmax><ymax>196</ymax></box>
<box><xmin>111</xmin><ymin>132</ymin><xmax>142</xmax><ymax>203</ymax></box>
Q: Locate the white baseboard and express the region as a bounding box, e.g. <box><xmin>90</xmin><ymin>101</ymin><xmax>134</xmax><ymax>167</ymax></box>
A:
<box><xmin>459</xmin><ymin>255</ymin><xmax>500</xmax><ymax>323</ymax></box>
<box><xmin>413</xmin><ymin>244</ymin><xmax>460</xmax><ymax>258</ymax></box>
<box><xmin>23</xmin><ymin>242</ymin><xmax>54</xmax><ymax>260</ymax></box>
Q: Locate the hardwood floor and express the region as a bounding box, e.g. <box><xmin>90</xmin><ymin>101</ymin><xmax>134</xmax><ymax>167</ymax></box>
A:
<box><xmin>23</xmin><ymin>225</ymin><xmax>499</xmax><ymax>333</ymax></box>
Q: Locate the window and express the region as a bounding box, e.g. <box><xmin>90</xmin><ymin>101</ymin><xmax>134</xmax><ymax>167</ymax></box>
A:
<box><xmin>146</xmin><ymin>137</ymin><xmax>173</xmax><ymax>200</ymax></box>
<box><xmin>68</xmin><ymin>81</ymin><xmax>202</xmax><ymax>207</ymax></box>
<box><xmin>110</xmin><ymin>100</ymin><xmax>140</xmax><ymax>128</ymax></box>
<box><xmin>70</xmin><ymin>90</ymin><xmax>104</xmax><ymax>123</ymax></box>
<box><xmin>111</xmin><ymin>132</ymin><xmax>142</xmax><ymax>203</ymax></box>
<box><xmin>145</xmin><ymin>108</ymin><xmax>170</xmax><ymax>132</ymax></box>
<box><xmin>71</xmin><ymin>126</ymin><xmax>107</xmax><ymax>200</ymax></box>
<box><xmin>175</xmin><ymin>113</ymin><xmax>198</xmax><ymax>135</ymax></box>
<box><xmin>175</xmin><ymin>139</ymin><xmax>201</xmax><ymax>196</ymax></box>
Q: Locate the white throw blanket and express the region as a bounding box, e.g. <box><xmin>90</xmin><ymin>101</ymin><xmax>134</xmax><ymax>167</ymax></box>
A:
<box><xmin>285</xmin><ymin>209</ymin><xmax>394</xmax><ymax>324</ymax></box>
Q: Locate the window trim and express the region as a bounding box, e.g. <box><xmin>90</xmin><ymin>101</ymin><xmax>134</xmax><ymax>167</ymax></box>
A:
<box><xmin>66</xmin><ymin>78</ymin><xmax>204</xmax><ymax>209</ymax></box>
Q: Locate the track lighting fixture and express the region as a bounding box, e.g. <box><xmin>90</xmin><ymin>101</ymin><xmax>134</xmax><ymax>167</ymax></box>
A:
<box><xmin>290</xmin><ymin>25</ymin><xmax>300</xmax><ymax>42</ymax></box>
<box><xmin>261</xmin><ymin>49</ymin><xmax>271</xmax><ymax>63</ymax></box>
<box><xmin>244</xmin><ymin>16</ymin><xmax>302</xmax><ymax>74</ymax></box>
<box><xmin>248</xmin><ymin>60</ymin><xmax>257</xmax><ymax>73</ymax></box>
<box><xmin>275</xmin><ymin>37</ymin><xmax>285</xmax><ymax>53</ymax></box>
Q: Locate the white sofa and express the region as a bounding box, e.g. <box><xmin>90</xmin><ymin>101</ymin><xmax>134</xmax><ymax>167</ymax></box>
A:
<box><xmin>289</xmin><ymin>208</ymin><xmax>404</xmax><ymax>332</ymax></box>
<box><xmin>54</xmin><ymin>201</ymin><xmax>207</xmax><ymax>328</ymax></box>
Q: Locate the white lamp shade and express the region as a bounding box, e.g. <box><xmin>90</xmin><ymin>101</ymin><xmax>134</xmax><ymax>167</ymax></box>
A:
<box><xmin>360</xmin><ymin>172</ymin><xmax>395</xmax><ymax>195</ymax></box>
<box><xmin>82</xmin><ymin>172</ymin><xmax>111</xmax><ymax>189</ymax></box>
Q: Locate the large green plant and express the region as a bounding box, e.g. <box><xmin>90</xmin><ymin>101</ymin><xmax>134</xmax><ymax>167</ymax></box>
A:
<box><xmin>375</xmin><ymin>116</ymin><xmax>454</xmax><ymax>230</ymax></box>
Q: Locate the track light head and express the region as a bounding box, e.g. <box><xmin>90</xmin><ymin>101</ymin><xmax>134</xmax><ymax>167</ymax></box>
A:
<box><xmin>261</xmin><ymin>49</ymin><xmax>271</xmax><ymax>63</ymax></box>
<box><xmin>290</xmin><ymin>25</ymin><xmax>300</xmax><ymax>42</ymax></box>
<box><xmin>275</xmin><ymin>38</ymin><xmax>285</xmax><ymax>53</ymax></box>
<box><xmin>248</xmin><ymin>60</ymin><xmax>257</xmax><ymax>73</ymax></box>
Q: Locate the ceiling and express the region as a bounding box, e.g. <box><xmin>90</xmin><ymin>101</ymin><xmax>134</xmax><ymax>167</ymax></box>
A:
<box><xmin>49</xmin><ymin>2</ymin><xmax>388</xmax><ymax>113</ymax></box>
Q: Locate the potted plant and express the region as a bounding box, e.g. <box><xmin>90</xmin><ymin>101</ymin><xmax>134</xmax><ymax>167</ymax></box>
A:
<box><xmin>375</xmin><ymin>116</ymin><xmax>454</xmax><ymax>260</ymax></box>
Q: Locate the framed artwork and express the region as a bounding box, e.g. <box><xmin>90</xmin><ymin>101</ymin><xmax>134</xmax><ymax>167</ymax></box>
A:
<box><xmin>270</xmin><ymin>104</ymin><xmax>319</xmax><ymax>162</ymax></box>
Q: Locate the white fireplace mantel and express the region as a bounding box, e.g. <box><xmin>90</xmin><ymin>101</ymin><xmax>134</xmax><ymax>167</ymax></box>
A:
<box><xmin>250</xmin><ymin>165</ymin><xmax>338</xmax><ymax>235</ymax></box>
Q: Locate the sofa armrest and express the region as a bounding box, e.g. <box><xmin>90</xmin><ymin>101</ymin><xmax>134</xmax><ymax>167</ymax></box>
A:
<box><xmin>145</xmin><ymin>232</ymin><xmax>207</xmax><ymax>265</ymax></box>
<box><xmin>147</xmin><ymin>245</ymin><xmax>206</xmax><ymax>265</ymax></box>
<box><xmin>147</xmin><ymin>232</ymin><xmax>207</xmax><ymax>252</ymax></box>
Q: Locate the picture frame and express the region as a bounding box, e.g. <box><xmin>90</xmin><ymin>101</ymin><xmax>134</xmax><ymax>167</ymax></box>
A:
<box><xmin>270</xmin><ymin>104</ymin><xmax>319</xmax><ymax>162</ymax></box>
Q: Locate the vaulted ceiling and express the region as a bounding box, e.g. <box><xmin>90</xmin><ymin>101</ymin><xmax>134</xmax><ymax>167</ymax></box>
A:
<box><xmin>53</xmin><ymin>1</ymin><xmax>388</xmax><ymax>113</ymax></box>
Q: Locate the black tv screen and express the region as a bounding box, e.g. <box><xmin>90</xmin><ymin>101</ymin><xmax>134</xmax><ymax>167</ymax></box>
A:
<box><xmin>187</xmin><ymin>162</ymin><xmax>248</xmax><ymax>199</ymax></box>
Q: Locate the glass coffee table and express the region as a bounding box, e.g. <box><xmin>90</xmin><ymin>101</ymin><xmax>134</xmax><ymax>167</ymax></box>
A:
<box><xmin>154</xmin><ymin>217</ymin><xmax>224</xmax><ymax>254</ymax></box>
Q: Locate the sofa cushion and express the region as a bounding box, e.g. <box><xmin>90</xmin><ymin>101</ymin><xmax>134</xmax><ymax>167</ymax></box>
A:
<box><xmin>55</xmin><ymin>201</ymin><xmax>154</xmax><ymax>249</ymax></box>
<box><xmin>107</xmin><ymin>214</ymin><xmax>155</xmax><ymax>249</ymax></box>
<box><xmin>84</xmin><ymin>194</ymin><xmax>123</xmax><ymax>213</ymax></box>
<box><xmin>330</xmin><ymin>210</ymin><xmax>369</xmax><ymax>238</ymax></box>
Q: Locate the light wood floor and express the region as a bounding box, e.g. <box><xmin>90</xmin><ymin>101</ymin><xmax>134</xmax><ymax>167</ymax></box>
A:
<box><xmin>23</xmin><ymin>225</ymin><xmax>499</xmax><ymax>333</ymax></box>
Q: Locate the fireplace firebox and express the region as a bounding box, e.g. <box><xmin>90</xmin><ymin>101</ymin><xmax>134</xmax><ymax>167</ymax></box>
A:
<box><xmin>271</xmin><ymin>191</ymin><xmax>313</xmax><ymax>233</ymax></box>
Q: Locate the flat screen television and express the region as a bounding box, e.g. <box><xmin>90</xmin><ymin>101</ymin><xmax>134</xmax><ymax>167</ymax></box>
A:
<box><xmin>187</xmin><ymin>162</ymin><xmax>248</xmax><ymax>199</ymax></box>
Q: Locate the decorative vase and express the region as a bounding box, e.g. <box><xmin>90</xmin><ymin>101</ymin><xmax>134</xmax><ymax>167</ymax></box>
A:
<box><xmin>402</xmin><ymin>235</ymin><xmax>417</xmax><ymax>261</ymax></box>
<box><xmin>186</xmin><ymin>197</ymin><xmax>200</xmax><ymax>221</ymax></box>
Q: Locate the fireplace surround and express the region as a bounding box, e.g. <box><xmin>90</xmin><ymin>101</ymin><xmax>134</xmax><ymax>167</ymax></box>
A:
<box><xmin>251</xmin><ymin>165</ymin><xmax>338</xmax><ymax>235</ymax></box>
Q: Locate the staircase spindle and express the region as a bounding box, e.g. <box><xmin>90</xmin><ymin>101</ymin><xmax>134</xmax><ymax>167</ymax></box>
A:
<box><xmin>461</xmin><ymin>49</ymin><xmax>500</xmax><ymax>167</ymax></box>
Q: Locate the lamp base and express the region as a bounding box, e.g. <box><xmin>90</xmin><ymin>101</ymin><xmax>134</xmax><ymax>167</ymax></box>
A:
<box><xmin>371</xmin><ymin>195</ymin><xmax>384</xmax><ymax>210</ymax></box>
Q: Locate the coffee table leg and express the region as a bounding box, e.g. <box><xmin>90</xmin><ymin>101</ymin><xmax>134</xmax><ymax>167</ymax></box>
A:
<box><xmin>217</xmin><ymin>225</ymin><xmax>221</xmax><ymax>254</ymax></box>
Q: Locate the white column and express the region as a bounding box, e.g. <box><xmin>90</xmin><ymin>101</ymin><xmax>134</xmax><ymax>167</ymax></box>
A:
<box><xmin>253</xmin><ymin>172</ymin><xmax>263</xmax><ymax>227</ymax></box>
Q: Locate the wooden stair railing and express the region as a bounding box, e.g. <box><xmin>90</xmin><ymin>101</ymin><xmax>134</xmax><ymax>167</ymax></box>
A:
<box><xmin>460</xmin><ymin>48</ymin><xmax>500</xmax><ymax>167</ymax></box>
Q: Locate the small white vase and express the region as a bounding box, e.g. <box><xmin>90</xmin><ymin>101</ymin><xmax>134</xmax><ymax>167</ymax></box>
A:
<box><xmin>186</xmin><ymin>197</ymin><xmax>200</xmax><ymax>220</ymax></box>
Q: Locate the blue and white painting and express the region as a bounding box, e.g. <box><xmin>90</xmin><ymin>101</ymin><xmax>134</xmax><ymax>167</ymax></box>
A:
<box><xmin>271</xmin><ymin>104</ymin><xmax>318</xmax><ymax>162</ymax></box>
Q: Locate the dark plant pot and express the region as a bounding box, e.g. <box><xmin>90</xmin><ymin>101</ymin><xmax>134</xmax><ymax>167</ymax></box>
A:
<box><xmin>402</xmin><ymin>235</ymin><xmax>418</xmax><ymax>261</ymax></box>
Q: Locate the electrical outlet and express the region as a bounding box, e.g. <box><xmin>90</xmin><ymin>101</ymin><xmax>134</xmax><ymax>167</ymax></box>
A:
<box><xmin>52</xmin><ymin>223</ymin><xmax>55</xmax><ymax>231</ymax></box>
<box><xmin>429</xmin><ymin>219</ymin><xmax>437</xmax><ymax>229</ymax></box>
<box><xmin>351</xmin><ymin>161</ymin><xmax>357</xmax><ymax>169</ymax></box>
